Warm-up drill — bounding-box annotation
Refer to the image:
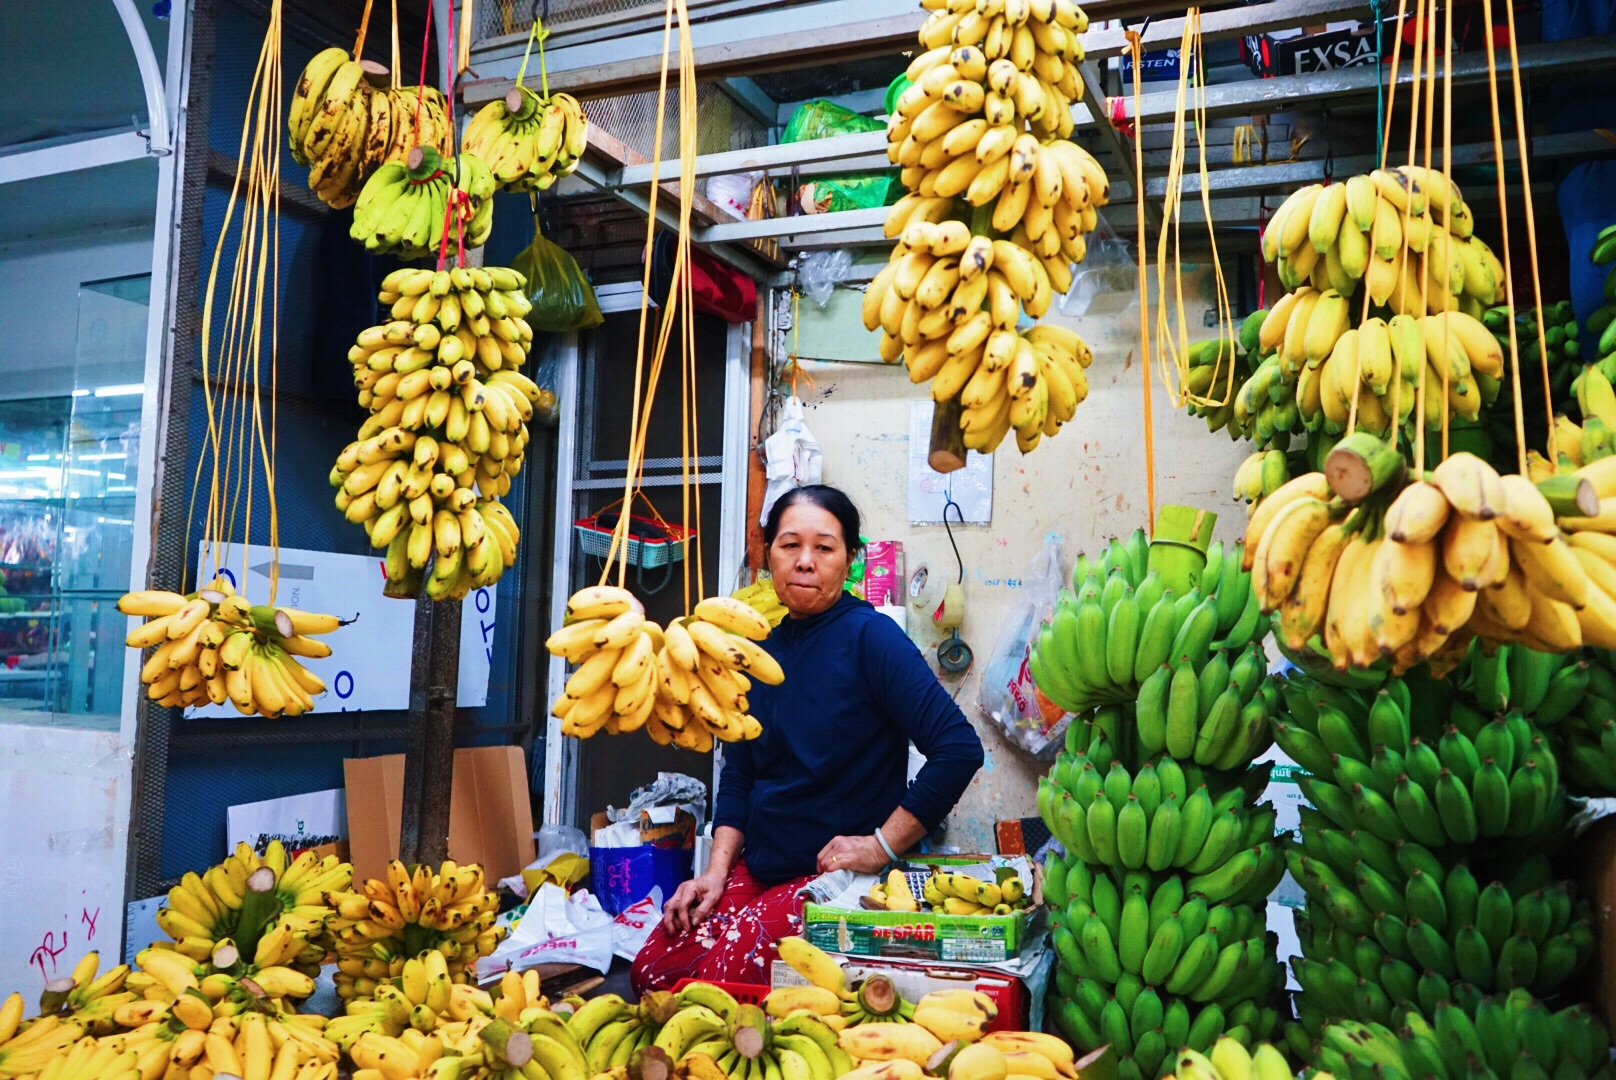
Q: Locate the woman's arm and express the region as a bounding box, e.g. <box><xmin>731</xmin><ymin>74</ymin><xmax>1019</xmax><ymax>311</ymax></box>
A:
<box><xmin>817</xmin><ymin>807</ymin><xmax>925</xmax><ymax>874</ymax></box>
<box><xmin>662</xmin><ymin>825</ymin><xmax>744</xmax><ymax>934</ymax></box>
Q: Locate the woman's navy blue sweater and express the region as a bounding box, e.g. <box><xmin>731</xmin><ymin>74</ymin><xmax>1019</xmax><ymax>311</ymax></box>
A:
<box><xmin>713</xmin><ymin>592</ymin><xmax>985</xmax><ymax>884</ymax></box>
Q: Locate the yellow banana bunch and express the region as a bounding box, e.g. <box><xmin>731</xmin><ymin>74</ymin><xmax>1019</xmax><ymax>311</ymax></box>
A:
<box><xmin>1263</xmin><ymin>167</ymin><xmax>1502</xmax><ymax>314</ymax></box>
<box><xmin>1246</xmin><ymin>444</ymin><xmax>1604</xmax><ymax>673</ymax></box>
<box><xmin>93</xmin><ymin>1003</ymin><xmax>340</xmax><ymax>1080</ymax></box>
<box><xmin>339</xmin><ymin>266</ymin><xmax>538</xmax><ymax>601</ymax></box>
<box><xmin>325</xmin><ymin>860</ymin><xmax>505</xmax><ymax>1001</ymax></box>
<box><xmin>548</xmin><ymin>587</ymin><xmax>783</xmax><ymax>746</ymax></box>
<box><xmin>149</xmin><ymin>840</ymin><xmax>350</xmax><ymax>983</ymax></box>
<box><xmin>288</xmin><ymin>48</ymin><xmax>453</xmax><ymax>208</ymax></box>
<box><xmin>463</xmin><ymin>86</ymin><xmax>589</xmax><ymax>192</ymax></box>
<box><xmin>35</xmin><ymin>953</ymin><xmax>136</xmax><ymax>1038</ymax></box>
<box><xmin>868</xmin><ymin>0</ymin><xmax>1102</xmax><ymax>456</ymax></box>
<box><xmin>119</xmin><ymin>580</ymin><xmax>347</xmax><ymax>717</ymax></box>
<box><xmin>0</xmin><ymin>994</ymin><xmax>84</xmax><ymax>1078</ymax></box>
<box><xmin>730</xmin><ymin>578</ymin><xmax>789</xmax><ymax>628</ymax></box>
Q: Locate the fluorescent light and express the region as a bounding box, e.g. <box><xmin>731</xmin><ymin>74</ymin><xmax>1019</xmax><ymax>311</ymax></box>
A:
<box><xmin>93</xmin><ymin>384</ymin><xmax>143</xmax><ymax>398</ymax></box>
<box><xmin>0</xmin><ymin>486</ymin><xmax>18</xmax><ymax>494</ymax></box>
<box><xmin>25</xmin><ymin>454</ymin><xmax>51</xmax><ymax>461</ymax></box>
<box><xmin>107</xmin><ymin>485</ymin><xmax>135</xmax><ymax>492</ymax></box>
<box><xmin>77</xmin><ymin>453</ymin><xmax>126</xmax><ymax>461</ymax></box>
<box><xmin>96</xmin><ymin>517</ymin><xmax>134</xmax><ymax>526</ymax></box>
<box><xmin>0</xmin><ymin>470</ymin><xmax>39</xmax><ymax>479</ymax></box>
<box><xmin>66</xmin><ymin>468</ymin><xmax>99</xmax><ymax>477</ymax></box>
<box><xmin>106</xmin><ymin>472</ymin><xmax>125</xmax><ymax>480</ymax></box>
<box><xmin>71</xmin><ymin>389</ymin><xmax>89</xmax><ymax>397</ymax></box>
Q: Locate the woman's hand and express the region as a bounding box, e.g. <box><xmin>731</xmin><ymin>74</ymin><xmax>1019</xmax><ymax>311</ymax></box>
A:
<box><xmin>816</xmin><ymin>834</ymin><xmax>888</xmax><ymax>875</ymax></box>
<box><xmin>661</xmin><ymin>871</ymin><xmax>727</xmax><ymax>936</ymax></box>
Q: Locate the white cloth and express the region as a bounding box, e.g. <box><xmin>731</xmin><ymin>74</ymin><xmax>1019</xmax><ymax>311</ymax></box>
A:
<box><xmin>760</xmin><ymin>397</ymin><xmax>823</xmax><ymax>527</ymax></box>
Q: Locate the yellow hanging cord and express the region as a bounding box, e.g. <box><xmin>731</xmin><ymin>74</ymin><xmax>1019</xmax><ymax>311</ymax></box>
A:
<box><xmin>355</xmin><ymin>0</ymin><xmax>375</xmax><ymax>58</ymax></box>
<box><xmin>1125</xmin><ymin>29</ymin><xmax>1155</xmax><ymax>533</ymax></box>
<box><xmin>391</xmin><ymin>0</ymin><xmax>400</xmax><ymax>87</ymax></box>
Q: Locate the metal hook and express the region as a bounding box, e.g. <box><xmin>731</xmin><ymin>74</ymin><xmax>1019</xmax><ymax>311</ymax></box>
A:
<box><xmin>1323</xmin><ymin>146</ymin><xmax>1335</xmax><ymax>183</ymax></box>
<box><xmin>942</xmin><ymin>496</ymin><xmax>964</xmax><ymax>584</ymax></box>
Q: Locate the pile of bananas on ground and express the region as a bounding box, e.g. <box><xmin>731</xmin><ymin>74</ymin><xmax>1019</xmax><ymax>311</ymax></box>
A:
<box><xmin>119</xmin><ymin>582</ymin><xmax>347</xmax><ymax>717</ymax></box>
<box><xmin>861</xmin><ymin>0</ymin><xmax>1106</xmax><ymax>456</ymax></box>
<box><xmin>863</xmin><ymin>867</ymin><xmax>1030</xmax><ymax>915</ymax></box>
<box><xmin>352</xmin><ymin>147</ymin><xmax>496</xmax><ymax>259</ymax></box>
<box><xmin>153</xmin><ymin>840</ymin><xmax>349</xmax><ymax>981</ymax></box>
<box><xmin>1305</xmin><ymin>1003</ymin><xmax>1615</xmax><ymax>1080</ymax></box>
<box><xmin>337</xmin><ymin>266</ymin><xmax>539</xmax><ymax>601</ymax></box>
<box><xmin>324</xmin><ymin>859</ymin><xmax>505</xmax><ymax>1002</ymax></box>
<box><xmin>339</xmin><ymin>996</ymin><xmax>593</xmax><ymax>1080</ymax></box>
<box><xmin>547</xmin><ymin>587</ymin><xmax>783</xmax><ymax>747</ymax></box>
<box><xmin>463</xmin><ymin>85</ymin><xmax>588</xmax><ymax>191</ymax></box>
<box><xmin>1040</xmin><ymin>704</ymin><xmax>1287</xmax><ymax>1080</ymax></box>
<box><xmin>1029</xmin><ymin>530</ymin><xmax>1262</xmax><ymax>716</ymax></box>
<box><xmin>288</xmin><ymin>48</ymin><xmax>454</xmax><ymax>208</ymax></box>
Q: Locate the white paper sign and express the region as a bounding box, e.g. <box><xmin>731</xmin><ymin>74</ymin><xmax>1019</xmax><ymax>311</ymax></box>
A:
<box><xmin>226</xmin><ymin>789</ymin><xmax>347</xmax><ymax>856</ymax></box>
<box><xmin>185</xmin><ymin>544</ymin><xmax>494</xmax><ymax>716</ymax></box>
<box><xmin>908</xmin><ymin>401</ymin><xmax>993</xmax><ymax>524</ymax></box>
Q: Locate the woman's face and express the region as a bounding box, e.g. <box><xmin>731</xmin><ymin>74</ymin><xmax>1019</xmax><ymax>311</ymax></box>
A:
<box><xmin>768</xmin><ymin>502</ymin><xmax>850</xmax><ymax>617</ymax></box>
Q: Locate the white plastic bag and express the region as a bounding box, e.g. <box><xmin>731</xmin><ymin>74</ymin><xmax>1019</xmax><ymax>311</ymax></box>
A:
<box><xmin>612</xmin><ymin>889</ymin><xmax>664</xmax><ymax>961</ymax></box>
<box><xmin>799</xmin><ymin>250</ymin><xmax>852</xmax><ymax>307</ymax></box>
<box><xmin>977</xmin><ymin>534</ymin><xmax>1069</xmax><ymax>758</ymax></box>
<box><xmin>706</xmin><ymin>172</ymin><xmax>763</xmax><ymax>220</ymax></box>
<box><xmin>484</xmin><ymin>884</ymin><xmax>616</xmax><ymax>975</ymax></box>
<box><xmin>759</xmin><ymin>397</ymin><xmax>823</xmax><ymax>527</ymax></box>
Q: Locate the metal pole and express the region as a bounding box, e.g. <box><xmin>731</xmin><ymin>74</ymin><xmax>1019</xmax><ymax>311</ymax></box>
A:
<box><xmin>398</xmin><ymin>597</ymin><xmax>463</xmax><ymax>866</ymax></box>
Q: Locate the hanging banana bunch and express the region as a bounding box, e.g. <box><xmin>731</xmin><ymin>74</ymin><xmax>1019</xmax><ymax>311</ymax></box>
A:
<box><xmin>351</xmin><ymin>148</ymin><xmax>497</xmax><ymax>259</ymax></box>
<box><xmin>463</xmin><ymin>86</ymin><xmax>589</xmax><ymax>192</ymax></box>
<box><xmin>861</xmin><ymin>0</ymin><xmax>1104</xmax><ymax>454</ymax></box>
<box><xmin>337</xmin><ymin>266</ymin><xmax>539</xmax><ymax>601</ymax></box>
<box><xmin>288</xmin><ymin>47</ymin><xmax>454</xmax><ymax>209</ymax></box>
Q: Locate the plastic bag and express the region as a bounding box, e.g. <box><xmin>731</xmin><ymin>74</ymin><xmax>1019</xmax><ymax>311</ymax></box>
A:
<box><xmin>486</xmin><ymin>883</ymin><xmax>617</xmax><ymax>974</ymax></box>
<box><xmin>780</xmin><ymin>100</ymin><xmax>899</xmax><ymax>214</ymax></box>
<box><xmin>1059</xmin><ymin>213</ymin><xmax>1138</xmax><ymax>317</ymax></box>
<box><xmin>531</xmin><ymin>349</ymin><xmax>561</xmax><ymax>427</ymax></box>
<box><xmin>758</xmin><ymin>396</ymin><xmax>824</xmax><ymax>526</ymax></box>
<box><xmin>799</xmin><ymin>250</ymin><xmax>852</xmax><ymax>307</ymax></box>
<box><xmin>977</xmin><ymin>533</ymin><xmax>1070</xmax><ymax>758</ymax></box>
<box><xmin>706</xmin><ymin>171</ymin><xmax>762</xmax><ymax>220</ymax></box>
<box><xmin>511</xmin><ymin>218</ymin><xmax>604</xmax><ymax>332</ymax></box>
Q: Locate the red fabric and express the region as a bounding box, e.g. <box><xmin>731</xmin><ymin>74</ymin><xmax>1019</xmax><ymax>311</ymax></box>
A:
<box><xmin>630</xmin><ymin>860</ymin><xmax>813</xmax><ymax>995</ymax></box>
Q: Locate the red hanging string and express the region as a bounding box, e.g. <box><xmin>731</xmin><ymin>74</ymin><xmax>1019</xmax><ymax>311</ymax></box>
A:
<box><xmin>412</xmin><ymin>0</ymin><xmax>434</xmax><ymax>146</ymax></box>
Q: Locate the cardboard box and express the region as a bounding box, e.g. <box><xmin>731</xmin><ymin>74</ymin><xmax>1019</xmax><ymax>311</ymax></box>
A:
<box><xmin>1240</xmin><ymin>21</ymin><xmax>1385</xmax><ymax>77</ymax></box>
<box><xmin>773</xmin><ymin>957</ymin><xmax>1029</xmax><ymax>1031</ymax></box>
<box><xmin>344</xmin><ymin>746</ymin><xmax>535</xmax><ymax>884</ymax></box>
<box><xmin>801</xmin><ymin>857</ymin><xmax>1038</xmax><ymax>964</ymax></box>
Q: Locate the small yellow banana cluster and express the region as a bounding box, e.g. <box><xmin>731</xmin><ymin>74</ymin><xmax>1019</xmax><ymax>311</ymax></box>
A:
<box><xmin>730</xmin><ymin>578</ymin><xmax>789</xmax><ymax>628</ymax></box>
<box><xmin>1263</xmin><ymin>167</ymin><xmax>1504</xmax><ymax>312</ymax></box>
<box><xmin>101</xmin><ymin>983</ymin><xmax>339</xmax><ymax>1080</ymax></box>
<box><xmin>933</xmin><ymin>1033</ymin><xmax>1088</xmax><ymax>1080</ymax></box>
<box><xmin>288</xmin><ymin>47</ymin><xmax>454</xmax><ymax>209</ymax></box>
<box><xmin>153</xmin><ymin>841</ymin><xmax>349</xmax><ymax>981</ymax></box>
<box><xmin>864</xmin><ymin>0</ymin><xmax>1103</xmax><ymax>457</ymax></box>
<box><xmin>1247</xmin><ymin>443</ymin><xmax>1613</xmax><ymax>674</ymax></box>
<box><xmin>339</xmin><ymin>266</ymin><xmax>539</xmax><ymax>601</ymax></box>
<box><xmin>918</xmin><ymin>870</ymin><xmax>1029</xmax><ymax>915</ymax></box>
<box><xmin>547</xmin><ymin>588</ymin><xmax>784</xmax><ymax>746</ymax></box>
<box><xmin>34</xmin><ymin>953</ymin><xmax>135</xmax><ymax>1039</ymax></box>
<box><xmin>119</xmin><ymin>584</ymin><xmax>347</xmax><ymax>718</ymax></box>
<box><xmin>1261</xmin><ymin>292</ymin><xmax>1505</xmax><ymax>436</ymax></box>
<box><xmin>325</xmin><ymin>860</ymin><xmax>505</xmax><ymax>1002</ymax></box>
<box><xmin>1232</xmin><ymin>449</ymin><xmax>1291</xmax><ymax>511</ymax></box>
<box><xmin>335</xmin><ymin>1000</ymin><xmax>586</xmax><ymax>1080</ymax></box>
<box><xmin>463</xmin><ymin>86</ymin><xmax>589</xmax><ymax>192</ymax></box>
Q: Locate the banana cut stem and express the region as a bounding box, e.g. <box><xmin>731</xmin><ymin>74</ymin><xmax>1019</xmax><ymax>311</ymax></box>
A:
<box><xmin>1325</xmin><ymin>432</ymin><xmax>1408</xmax><ymax>502</ymax></box>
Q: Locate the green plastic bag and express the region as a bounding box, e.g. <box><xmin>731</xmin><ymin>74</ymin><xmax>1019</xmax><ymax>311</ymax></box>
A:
<box><xmin>511</xmin><ymin>218</ymin><xmax>604</xmax><ymax>332</ymax></box>
<box><xmin>780</xmin><ymin>100</ymin><xmax>899</xmax><ymax>214</ymax></box>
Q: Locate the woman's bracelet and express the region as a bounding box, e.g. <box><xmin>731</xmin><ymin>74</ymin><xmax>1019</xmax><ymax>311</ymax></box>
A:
<box><xmin>874</xmin><ymin>827</ymin><xmax>899</xmax><ymax>863</ymax></box>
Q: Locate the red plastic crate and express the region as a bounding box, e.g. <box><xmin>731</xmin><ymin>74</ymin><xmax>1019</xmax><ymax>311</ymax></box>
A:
<box><xmin>671</xmin><ymin>978</ymin><xmax>768</xmax><ymax>1004</ymax></box>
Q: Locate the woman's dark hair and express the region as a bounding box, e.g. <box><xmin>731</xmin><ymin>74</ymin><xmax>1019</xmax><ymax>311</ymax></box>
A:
<box><xmin>763</xmin><ymin>485</ymin><xmax>863</xmax><ymax>556</ymax></box>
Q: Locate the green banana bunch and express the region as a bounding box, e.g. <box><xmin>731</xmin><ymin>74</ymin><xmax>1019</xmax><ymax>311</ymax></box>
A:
<box><xmin>1288</xmin><ymin>831</ymin><xmax>1593</xmax><ymax>1007</ymax></box>
<box><xmin>1460</xmin><ymin>639</ymin><xmax>1586</xmax><ymax>721</ymax></box>
<box><xmin>1230</xmin><ymin>450</ymin><xmax>1291</xmax><ymax>513</ymax></box>
<box><xmin>1274</xmin><ymin>670</ymin><xmax>1564</xmax><ymax>847</ymax></box>
<box><xmin>1594</xmin><ymin>222</ymin><xmax>1616</xmax><ymax>266</ymax></box>
<box><xmin>351</xmin><ymin>147</ymin><xmax>496</xmax><ymax>260</ymax></box>
<box><xmin>1186</xmin><ymin>311</ymin><xmax>1304</xmax><ymax>451</ymax></box>
<box><xmin>1030</xmin><ymin>534</ymin><xmax>1262</xmax><ymax>716</ymax></box>
<box><xmin>1552</xmin><ymin>647</ymin><xmax>1616</xmax><ymax>795</ymax></box>
<box><xmin>1135</xmin><ymin>642</ymin><xmax>1277</xmax><ymax>770</ymax></box>
<box><xmin>1304</xmin><ymin>996</ymin><xmax>1616</xmax><ymax>1080</ymax></box>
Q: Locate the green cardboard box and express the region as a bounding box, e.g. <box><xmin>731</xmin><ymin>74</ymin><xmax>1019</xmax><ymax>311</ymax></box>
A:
<box><xmin>801</xmin><ymin>857</ymin><xmax>1039</xmax><ymax>964</ymax></box>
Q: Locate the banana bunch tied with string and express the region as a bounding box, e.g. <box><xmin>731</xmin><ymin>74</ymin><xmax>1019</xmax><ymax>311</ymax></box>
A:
<box><xmin>337</xmin><ymin>1000</ymin><xmax>591</xmax><ymax>1080</ymax></box>
<box><xmin>288</xmin><ymin>47</ymin><xmax>453</xmax><ymax>208</ymax></box>
<box><xmin>352</xmin><ymin>147</ymin><xmax>497</xmax><ymax>260</ymax></box>
<box><xmin>1242</xmin><ymin>440</ymin><xmax>1616</xmax><ymax>673</ymax></box>
<box><xmin>1263</xmin><ymin>167</ymin><xmax>1505</xmax><ymax>316</ymax></box>
<box><xmin>94</xmin><ymin>980</ymin><xmax>341</xmax><ymax>1080</ymax></box>
<box><xmin>1028</xmin><ymin>531</ymin><xmax>1263</xmax><ymax>716</ymax></box>
<box><xmin>1182</xmin><ymin>319</ymin><xmax>1282</xmax><ymax>447</ymax></box>
<box><xmin>338</xmin><ymin>266</ymin><xmax>540</xmax><ymax>601</ymax></box>
<box><xmin>326</xmin><ymin>977</ymin><xmax>496</xmax><ymax>1051</ymax></box>
<box><xmin>144</xmin><ymin>840</ymin><xmax>349</xmax><ymax>988</ymax></box>
<box><xmin>859</xmin><ymin>236</ymin><xmax>1095</xmax><ymax>454</ymax></box>
<box><xmin>119</xmin><ymin>580</ymin><xmax>348</xmax><ymax>717</ymax></box>
<box><xmin>547</xmin><ymin>587</ymin><xmax>783</xmax><ymax>746</ymax></box>
<box><xmin>463</xmin><ymin>85</ymin><xmax>589</xmax><ymax>192</ymax></box>
<box><xmin>1301</xmin><ymin>1004</ymin><xmax>1615</xmax><ymax>1080</ymax></box>
<box><xmin>324</xmin><ymin>860</ymin><xmax>505</xmax><ymax>1003</ymax></box>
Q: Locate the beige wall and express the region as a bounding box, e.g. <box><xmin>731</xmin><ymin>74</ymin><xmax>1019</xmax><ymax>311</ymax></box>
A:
<box><xmin>783</xmin><ymin>268</ymin><xmax>1255</xmax><ymax>853</ymax></box>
